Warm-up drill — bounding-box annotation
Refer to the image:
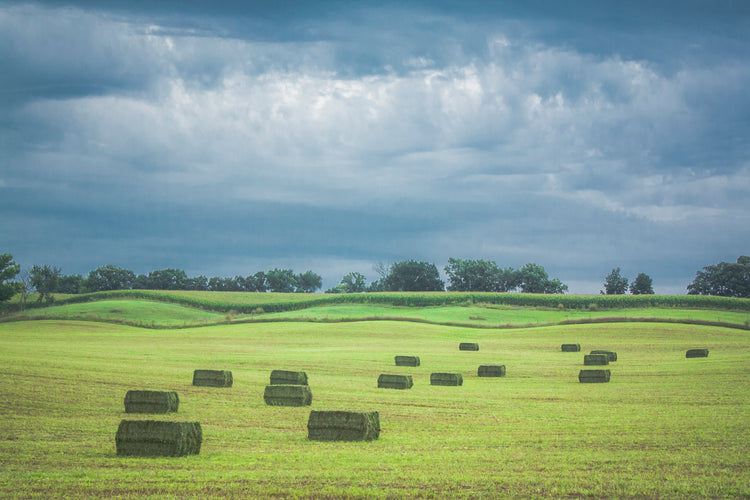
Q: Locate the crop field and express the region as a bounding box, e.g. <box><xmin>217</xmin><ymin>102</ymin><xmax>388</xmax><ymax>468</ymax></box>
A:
<box><xmin>1</xmin><ymin>295</ymin><xmax>749</xmax><ymax>498</ymax></box>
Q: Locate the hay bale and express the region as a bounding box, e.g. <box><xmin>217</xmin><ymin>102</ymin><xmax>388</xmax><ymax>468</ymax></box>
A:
<box><xmin>115</xmin><ymin>420</ymin><xmax>202</xmax><ymax>457</ymax></box>
<box><xmin>590</xmin><ymin>350</ymin><xmax>617</xmax><ymax>362</ymax></box>
<box><xmin>263</xmin><ymin>385</ymin><xmax>312</xmax><ymax>406</ymax></box>
<box><xmin>459</xmin><ymin>342</ymin><xmax>479</xmax><ymax>351</ymax></box>
<box><xmin>394</xmin><ymin>355</ymin><xmax>420</xmax><ymax>367</ymax></box>
<box><xmin>124</xmin><ymin>390</ymin><xmax>179</xmax><ymax>414</ymax></box>
<box><xmin>270</xmin><ymin>370</ymin><xmax>308</xmax><ymax>385</ymax></box>
<box><xmin>686</xmin><ymin>348</ymin><xmax>709</xmax><ymax>358</ymax></box>
<box><xmin>561</xmin><ymin>343</ymin><xmax>581</xmax><ymax>352</ymax></box>
<box><xmin>477</xmin><ymin>365</ymin><xmax>506</xmax><ymax>377</ymax></box>
<box><xmin>430</xmin><ymin>372</ymin><xmax>463</xmax><ymax>386</ymax></box>
<box><xmin>377</xmin><ymin>374</ymin><xmax>413</xmax><ymax>389</ymax></box>
<box><xmin>578</xmin><ymin>369</ymin><xmax>611</xmax><ymax>383</ymax></box>
<box><xmin>307</xmin><ymin>411</ymin><xmax>380</xmax><ymax>441</ymax></box>
<box><xmin>192</xmin><ymin>370</ymin><xmax>233</xmax><ymax>387</ymax></box>
<box><xmin>583</xmin><ymin>354</ymin><xmax>609</xmax><ymax>366</ymax></box>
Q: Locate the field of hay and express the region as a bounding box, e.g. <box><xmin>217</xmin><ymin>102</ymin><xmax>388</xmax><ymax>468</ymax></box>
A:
<box><xmin>0</xmin><ymin>294</ymin><xmax>749</xmax><ymax>498</ymax></box>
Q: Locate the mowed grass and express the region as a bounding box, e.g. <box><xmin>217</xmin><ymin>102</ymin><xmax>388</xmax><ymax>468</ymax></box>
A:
<box><xmin>0</xmin><ymin>317</ymin><xmax>749</xmax><ymax>498</ymax></box>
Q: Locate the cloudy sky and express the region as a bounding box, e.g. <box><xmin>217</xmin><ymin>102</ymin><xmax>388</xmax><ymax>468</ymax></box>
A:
<box><xmin>1</xmin><ymin>1</ymin><xmax>749</xmax><ymax>294</ymax></box>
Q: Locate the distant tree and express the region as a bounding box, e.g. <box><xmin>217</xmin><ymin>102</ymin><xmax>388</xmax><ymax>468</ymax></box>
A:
<box><xmin>444</xmin><ymin>258</ymin><xmax>519</xmax><ymax>292</ymax></box>
<box><xmin>517</xmin><ymin>263</ymin><xmax>568</xmax><ymax>294</ymax></box>
<box><xmin>185</xmin><ymin>275</ymin><xmax>208</xmax><ymax>291</ymax></box>
<box><xmin>85</xmin><ymin>265</ymin><xmax>135</xmax><ymax>292</ymax></box>
<box><xmin>629</xmin><ymin>273</ymin><xmax>654</xmax><ymax>295</ymax></box>
<box><xmin>30</xmin><ymin>264</ymin><xmax>60</xmax><ymax>303</ymax></box>
<box><xmin>208</xmin><ymin>276</ymin><xmax>240</xmax><ymax>292</ymax></box>
<box><xmin>365</xmin><ymin>279</ymin><xmax>386</xmax><ymax>292</ymax></box>
<box><xmin>132</xmin><ymin>274</ymin><xmax>150</xmax><ymax>290</ymax></box>
<box><xmin>602</xmin><ymin>268</ymin><xmax>628</xmax><ymax>295</ymax></box>
<box><xmin>295</xmin><ymin>270</ymin><xmax>323</xmax><ymax>293</ymax></box>
<box><xmin>16</xmin><ymin>269</ymin><xmax>32</xmax><ymax>310</ymax></box>
<box><xmin>383</xmin><ymin>260</ymin><xmax>444</xmax><ymax>292</ymax></box>
<box><xmin>245</xmin><ymin>272</ymin><xmax>267</xmax><ymax>292</ymax></box>
<box><xmin>687</xmin><ymin>256</ymin><xmax>750</xmax><ymax>298</ymax></box>
<box><xmin>338</xmin><ymin>272</ymin><xmax>367</xmax><ymax>293</ymax></box>
<box><xmin>57</xmin><ymin>274</ymin><xmax>83</xmax><ymax>294</ymax></box>
<box><xmin>0</xmin><ymin>253</ymin><xmax>22</xmax><ymax>302</ymax></box>
<box><xmin>266</xmin><ymin>268</ymin><xmax>297</xmax><ymax>293</ymax></box>
<box><xmin>146</xmin><ymin>269</ymin><xmax>188</xmax><ymax>290</ymax></box>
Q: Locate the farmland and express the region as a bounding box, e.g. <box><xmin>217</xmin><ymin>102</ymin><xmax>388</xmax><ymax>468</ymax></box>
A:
<box><xmin>0</xmin><ymin>293</ymin><xmax>749</xmax><ymax>498</ymax></box>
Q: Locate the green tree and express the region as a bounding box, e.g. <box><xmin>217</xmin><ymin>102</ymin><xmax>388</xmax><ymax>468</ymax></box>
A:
<box><xmin>383</xmin><ymin>260</ymin><xmax>444</xmax><ymax>292</ymax></box>
<box><xmin>295</xmin><ymin>270</ymin><xmax>323</xmax><ymax>293</ymax></box>
<box><xmin>687</xmin><ymin>256</ymin><xmax>750</xmax><ymax>298</ymax></box>
<box><xmin>245</xmin><ymin>272</ymin><xmax>267</xmax><ymax>292</ymax></box>
<box><xmin>85</xmin><ymin>265</ymin><xmax>135</xmax><ymax>292</ymax></box>
<box><xmin>57</xmin><ymin>274</ymin><xmax>83</xmax><ymax>294</ymax></box>
<box><xmin>338</xmin><ymin>272</ymin><xmax>367</xmax><ymax>293</ymax></box>
<box><xmin>444</xmin><ymin>258</ymin><xmax>519</xmax><ymax>292</ymax></box>
<box><xmin>265</xmin><ymin>268</ymin><xmax>297</xmax><ymax>293</ymax></box>
<box><xmin>602</xmin><ymin>267</ymin><xmax>628</xmax><ymax>295</ymax></box>
<box><xmin>517</xmin><ymin>263</ymin><xmax>568</xmax><ymax>294</ymax></box>
<box><xmin>0</xmin><ymin>253</ymin><xmax>22</xmax><ymax>302</ymax></box>
<box><xmin>629</xmin><ymin>273</ymin><xmax>654</xmax><ymax>295</ymax></box>
<box><xmin>30</xmin><ymin>264</ymin><xmax>60</xmax><ymax>303</ymax></box>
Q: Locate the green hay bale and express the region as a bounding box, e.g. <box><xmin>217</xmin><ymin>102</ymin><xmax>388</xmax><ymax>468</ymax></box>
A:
<box><xmin>459</xmin><ymin>343</ymin><xmax>479</xmax><ymax>351</ymax></box>
<box><xmin>307</xmin><ymin>411</ymin><xmax>380</xmax><ymax>441</ymax></box>
<box><xmin>590</xmin><ymin>350</ymin><xmax>617</xmax><ymax>362</ymax></box>
<box><xmin>477</xmin><ymin>365</ymin><xmax>506</xmax><ymax>377</ymax></box>
<box><xmin>578</xmin><ymin>369</ymin><xmax>611</xmax><ymax>383</ymax></box>
<box><xmin>270</xmin><ymin>370</ymin><xmax>308</xmax><ymax>385</ymax></box>
<box><xmin>124</xmin><ymin>390</ymin><xmax>179</xmax><ymax>414</ymax></box>
<box><xmin>263</xmin><ymin>384</ymin><xmax>313</xmax><ymax>406</ymax></box>
<box><xmin>561</xmin><ymin>343</ymin><xmax>581</xmax><ymax>352</ymax></box>
<box><xmin>583</xmin><ymin>354</ymin><xmax>610</xmax><ymax>366</ymax></box>
<box><xmin>686</xmin><ymin>348</ymin><xmax>709</xmax><ymax>358</ymax></box>
<box><xmin>394</xmin><ymin>355</ymin><xmax>420</xmax><ymax>367</ymax></box>
<box><xmin>377</xmin><ymin>374</ymin><xmax>413</xmax><ymax>389</ymax></box>
<box><xmin>430</xmin><ymin>372</ymin><xmax>463</xmax><ymax>386</ymax></box>
<box><xmin>192</xmin><ymin>370</ymin><xmax>233</xmax><ymax>387</ymax></box>
<box><xmin>115</xmin><ymin>420</ymin><xmax>202</xmax><ymax>457</ymax></box>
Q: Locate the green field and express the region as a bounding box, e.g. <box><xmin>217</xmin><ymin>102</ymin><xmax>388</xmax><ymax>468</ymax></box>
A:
<box><xmin>1</xmin><ymin>294</ymin><xmax>749</xmax><ymax>498</ymax></box>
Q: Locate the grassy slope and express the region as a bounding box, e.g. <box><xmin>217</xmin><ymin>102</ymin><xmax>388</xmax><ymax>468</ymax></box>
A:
<box><xmin>0</xmin><ymin>318</ymin><xmax>748</xmax><ymax>498</ymax></box>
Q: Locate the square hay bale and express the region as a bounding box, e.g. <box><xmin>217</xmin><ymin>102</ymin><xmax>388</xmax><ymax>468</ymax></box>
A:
<box><xmin>430</xmin><ymin>372</ymin><xmax>463</xmax><ymax>386</ymax></box>
<box><xmin>561</xmin><ymin>343</ymin><xmax>581</xmax><ymax>352</ymax></box>
<box><xmin>459</xmin><ymin>342</ymin><xmax>479</xmax><ymax>351</ymax></box>
<box><xmin>124</xmin><ymin>390</ymin><xmax>179</xmax><ymax>414</ymax></box>
<box><xmin>686</xmin><ymin>348</ymin><xmax>709</xmax><ymax>358</ymax></box>
<box><xmin>377</xmin><ymin>374</ymin><xmax>413</xmax><ymax>389</ymax></box>
<box><xmin>394</xmin><ymin>355</ymin><xmax>420</xmax><ymax>367</ymax></box>
<box><xmin>307</xmin><ymin>410</ymin><xmax>380</xmax><ymax>441</ymax></box>
<box><xmin>270</xmin><ymin>370</ymin><xmax>308</xmax><ymax>385</ymax></box>
<box><xmin>477</xmin><ymin>365</ymin><xmax>506</xmax><ymax>377</ymax></box>
<box><xmin>263</xmin><ymin>384</ymin><xmax>313</xmax><ymax>406</ymax></box>
<box><xmin>590</xmin><ymin>350</ymin><xmax>618</xmax><ymax>362</ymax></box>
<box><xmin>192</xmin><ymin>370</ymin><xmax>233</xmax><ymax>387</ymax></box>
<box><xmin>115</xmin><ymin>420</ymin><xmax>202</xmax><ymax>457</ymax></box>
<box><xmin>578</xmin><ymin>369</ymin><xmax>611</xmax><ymax>383</ymax></box>
<box><xmin>583</xmin><ymin>354</ymin><xmax>610</xmax><ymax>366</ymax></box>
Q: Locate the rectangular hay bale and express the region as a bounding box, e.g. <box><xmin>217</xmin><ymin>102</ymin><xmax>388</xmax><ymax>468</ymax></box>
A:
<box><xmin>561</xmin><ymin>343</ymin><xmax>581</xmax><ymax>352</ymax></box>
<box><xmin>394</xmin><ymin>355</ymin><xmax>420</xmax><ymax>367</ymax></box>
<box><xmin>430</xmin><ymin>372</ymin><xmax>463</xmax><ymax>386</ymax></box>
<box><xmin>578</xmin><ymin>369</ymin><xmax>611</xmax><ymax>383</ymax></box>
<box><xmin>192</xmin><ymin>369</ymin><xmax>233</xmax><ymax>387</ymax></box>
<box><xmin>116</xmin><ymin>420</ymin><xmax>202</xmax><ymax>457</ymax></box>
<box><xmin>307</xmin><ymin>410</ymin><xmax>380</xmax><ymax>441</ymax></box>
<box><xmin>477</xmin><ymin>365</ymin><xmax>506</xmax><ymax>377</ymax></box>
<box><xmin>124</xmin><ymin>390</ymin><xmax>179</xmax><ymax>414</ymax></box>
<box><xmin>590</xmin><ymin>350</ymin><xmax>617</xmax><ymax>362</ymax></box>
<box><xmin>377</xmin><ymin>374</ymin><xmax>413</xmax><ymax>389</ymax></box>
<box><xmin>263</xmin><ymin>384</ymin><xmax>313</xmax><ymax>406</ymax></box>
<box><xmin>583</xmin><ymin>354</ymin><xmax>610</xmax><ymax>366</ymax></box>
<box><xmin>686</xmin><ymin>348</ymin><xmax>709</xmax><ymax>358</ymax></box>
<box><xmin>459</xmin><ymin>342</ymin><xmax>479</xmax><ymax>351</ymax></box>
<box><xmin>270</xmin><ymin>370</ymin><xmax>308</xmax><ymax>385</ymax></box>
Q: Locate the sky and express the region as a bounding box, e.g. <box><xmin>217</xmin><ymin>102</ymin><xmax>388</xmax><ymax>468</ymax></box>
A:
<box><xmin>1</xmin><ymin>1</ymin><xmax>749</xmax><ymax>294</ymax></box>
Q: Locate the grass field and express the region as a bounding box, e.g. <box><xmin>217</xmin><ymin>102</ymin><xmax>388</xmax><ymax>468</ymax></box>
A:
<box><xmin>1</xmin><ymin>295</ymin><xmax>749</xmax><ymax>498</ymax></box>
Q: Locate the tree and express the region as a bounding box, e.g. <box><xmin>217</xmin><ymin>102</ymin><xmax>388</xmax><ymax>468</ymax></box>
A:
<box><xmin>339</xmin><ymin>272</ymin><xmax>367</xmax><ymax>293</ymax></box>
<box><xmin>245</xmin><ymin>272</ymin><xmax>267</xmax><ymax>292</ymax></box>
<box><xmin>146</xmin><ymin>268</ymin><xmax>188</xmax><ymax>290</ymax></box>
<box><xmin>57</xmin><ymin>274</ymin><xmax>83</xmax><ymax>294</ymax></box>
<box><xmin>517</xmin><ymin>263</ymin><xmax>568</xmax><ymax>294</ymax></box>
<box><xmin>687</xmin><ymin>256</ymin><xmax>750</xmax><ymax>298</ymax></box>
<box><xmin>208</xmin><ymin>276</ymin><xmax>241</xmax><ymax>292</ymax></box>
<box><xmin>295</xmin><ymin>270</ymin><xmax>323</xmax><ymax>293</ymax></box>
<box><xmin>30</xmin><ymin>264</ymin><xmax>60</xmax><ymax>303</ymax></box>
<box><xmin>382</xmin><ymin>260</ymin><xmax>444</xmax><ymax>292</ymax></box>
<box><xmin>85</xmin><ymin>265</ymin><xmax>135</xmax><ymax>292</ymax></box>
<box><xmin>265</xmin><ymin>268</ymin><xmax>297</xmax><ymax>293</ymax></box>
<box><xmin>444</xmin><ymin>258</ymin><xmax>519</xmax><ymax>292</ymax></box>
<box><xmin>602</xmin><ymin>267</ymin><xmax>628</xmax><ymax>295</ymax></box>
<box><xmin>0</xmin><ymin>253</ymin><xmax>22</xmax><ymax>302</ymax></box>
<box><xmin>629</xmin><ymin>273</ymin><xmax>654</xmax><ymax>295</ymax></box>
